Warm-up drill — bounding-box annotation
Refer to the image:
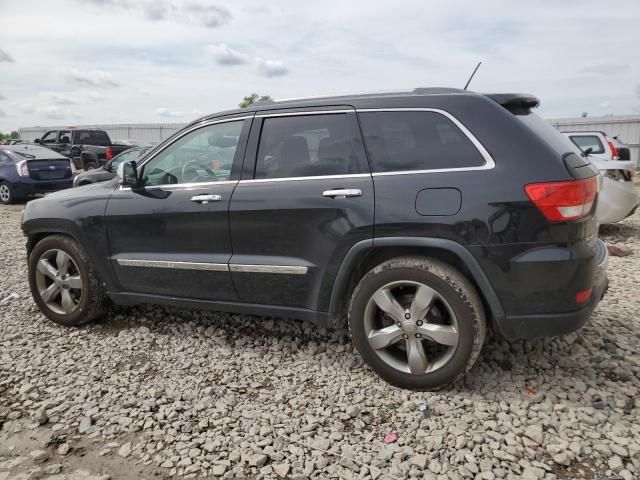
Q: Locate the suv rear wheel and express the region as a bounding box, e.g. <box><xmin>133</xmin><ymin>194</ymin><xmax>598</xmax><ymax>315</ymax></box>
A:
<box><xmin>348</xmin><ymin>256</ymin><xmax>486</xmax><ymax>390</ymax></box>
<box><xmin>28</xmin><ymin>235</ymin><xmax>107</xmax><ymax>326</ymax></box>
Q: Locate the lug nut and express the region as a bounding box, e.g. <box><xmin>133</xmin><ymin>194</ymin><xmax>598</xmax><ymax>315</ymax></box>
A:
<box><xmin>416</xmin><ymin>320</ymin><xmax>423</xmax><ymax>326</ymax></box>
<box><xmin>396</xmin><ymin>322</ymin><xmax>402</xmax><ymax>328</ymax></box>
<box><xmin>402</xmin><ymin>334</ymin><xmax>408</xmax><ymax>339</ymax></box>
<box><xmin>415</xmin><ymin>333</ymin><xmax>422</xmax><ymax>338</ymax></box>
<box><xmin>404</xmin><ymin>313</ymin><xmax>411</xmax><ymax>320</ymax></box>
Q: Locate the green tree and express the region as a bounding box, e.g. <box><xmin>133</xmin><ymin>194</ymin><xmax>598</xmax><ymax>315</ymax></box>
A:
<box><xmin>239</xmin><ymin>93</ymin><xmax>272</xmax><ymax>108</ymax></box>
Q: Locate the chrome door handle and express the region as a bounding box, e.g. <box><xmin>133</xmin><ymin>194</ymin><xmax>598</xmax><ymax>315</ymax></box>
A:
<box><xmin>190</xmin><ymin>194</ymin><xmax>222</xmax><ymax>204</ymax></box>
<box><xmin>322</xmin><ymin>189</ymin><xmax>362</xmax><ymax>199</ymax></box>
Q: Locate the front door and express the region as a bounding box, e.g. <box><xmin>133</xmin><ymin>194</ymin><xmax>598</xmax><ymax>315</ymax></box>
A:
<box><xmin>105</xmin><ymin>115</ymin><xmax>252</xmax><ymax>301</ymax></box>
<box><xmin>229</xmin><ymin>108</ymin><xmax>374</xmax><ymax>311</ymax></box>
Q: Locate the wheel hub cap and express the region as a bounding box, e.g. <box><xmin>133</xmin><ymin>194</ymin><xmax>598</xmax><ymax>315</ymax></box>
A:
<box><xmin>34</xmin><ymin>249</ymin><xmax>83</xmax><ymax>315</ymax></box>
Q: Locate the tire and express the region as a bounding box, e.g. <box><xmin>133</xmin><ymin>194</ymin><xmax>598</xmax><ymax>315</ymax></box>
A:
<box><xmin>83</xmin><ymin>161</ymin><xmax>98</xmax><ymax>171</ymax></box>
<box><xmin>0</xmin><ymin>181</ymin><xmax>16</xmax><ymax>205</ymax></box>
<box><xmin>28</xmin><ymin>235</ymin><xmax>107</xmax><ymax>326</ymax></box>
<box><xmin>348</xmin><ymin>256</ymin><xmax>486</xmax><ymax>390</ymax></box>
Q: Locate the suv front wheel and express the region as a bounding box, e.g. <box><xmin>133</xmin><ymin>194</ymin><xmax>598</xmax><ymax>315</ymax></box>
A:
<box><xmin>348</xmin><ymin>256</ymin><xmax>486</xmax><ymax>390</ymax></box>
<box><xmin>28</xmin><ymin>235</ymin><xmax>107</xmax><ymax>326</ymax></box>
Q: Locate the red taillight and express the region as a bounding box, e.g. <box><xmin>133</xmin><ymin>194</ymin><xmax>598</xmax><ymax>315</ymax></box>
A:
<box><xmin>575</xmin><ymin>288</ymin><xmax>592</xmax><ymax>304</ymax></box>
<box><xmin>15</xmin><ymin>159</ymin><xmax>30</xmax><ymax>177</ymax></box>
<box><xmin>106</xmin><ymin>147</ymin><xmax>113</xmax><ymax>161</ymax></box>
<box><xmin>525</xmin><ymin>177</ymin><xmax>598</xmax><ymax>222</ymax></box>
<box><xmin>606</xmin><ymin>136</ymin><xmax>619</xmax><ymax>160</ymax></box>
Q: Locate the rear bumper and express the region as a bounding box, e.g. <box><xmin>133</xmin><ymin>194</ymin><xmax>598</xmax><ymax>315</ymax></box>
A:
<box><xmin>12</xmin><ymin>178</ymin><xmax>74</xmax><ymax>197</ymax></box>
<box><xmin>495</xmin><ymin>239</ymin><xmax>608</xmax><ymax>340</ymax></box>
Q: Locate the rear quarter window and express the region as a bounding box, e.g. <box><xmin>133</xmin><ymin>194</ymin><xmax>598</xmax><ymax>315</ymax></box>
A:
<box><xmin>358</xmin><ymin>111</ymin><xmax>486</xmax><ymax>172</ymax></box>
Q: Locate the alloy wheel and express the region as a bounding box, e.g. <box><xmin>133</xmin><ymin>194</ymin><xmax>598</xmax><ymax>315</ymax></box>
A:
<box><xmin>34</xmin><ymin>249</ymin><xmax>83</xmax><ymax>315</ymax></box>
<box><xmin>363</xmin><ymin>280</ymin><xmax>459</xmax><ymax>374</ymax></box>
<box><xmin>0</xmin><ymin>184</ymin><xmax>10</xmax><ymax>203</ymax></box>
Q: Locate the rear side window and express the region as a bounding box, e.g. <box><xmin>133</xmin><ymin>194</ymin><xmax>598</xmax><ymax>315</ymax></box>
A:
<box><xmin>255</xmin><ymin>113</ymin><xmax>367</xmax><ymax>179</ymax></box>
<box><xmin>90</xmin><ymin>131</ymin><xmax>111</xmax><ymax>145</ymax></box>
<box><xmin>358</xmin><ymin>111</ymin><xmax>485</xmax><ymax>173</ymax></box>
<box><xmin>569</xmin><ymin>135</ymin><xmax>605</xmax><ymax>155</ymax></box>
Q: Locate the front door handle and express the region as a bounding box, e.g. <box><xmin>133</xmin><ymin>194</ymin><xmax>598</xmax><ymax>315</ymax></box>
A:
<box><xmin>190</xmin><ymin>194</ymin><xmax>222</xmax><ymax>204</ymax></box>
<box><xmin>322</xmin><ymin>188</ymin><xmax>362</xmax><ymax>199</ymax></box>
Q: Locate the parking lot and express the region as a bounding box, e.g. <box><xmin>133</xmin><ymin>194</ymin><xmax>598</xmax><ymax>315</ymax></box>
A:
<box><xmin>0</xmin><ymin>202</ymin><xmax>639</xmax><ymax>480</ymax></box>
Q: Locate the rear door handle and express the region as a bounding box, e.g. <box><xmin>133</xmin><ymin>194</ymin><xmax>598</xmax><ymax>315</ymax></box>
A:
<box><xmin>190</xmin><ymin>194</ymin><xmax>222</xmax><ymax>204</ymax></box>
<box><xmin>322</xmin><ymin>189</ymin><xmax>362</xmax><ymax>199</ymax></box>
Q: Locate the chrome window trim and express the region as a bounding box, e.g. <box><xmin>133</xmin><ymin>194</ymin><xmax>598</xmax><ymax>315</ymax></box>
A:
<box><xmin>117</xmin><ymin>259</ymin><xmax>229</xmax><ymax>272</ymax></box>
<box><xmin>356</xmin><ymin>107</ymin><xmax>496</xmax><ymax>175</ymax></box>
<box><xmin>255</xmin><ymin>109</ymin><xmax>353</xmax><ymax>118</ymax></box>
<box><xmin>239</xmin><ymin>173</ymin><xmax>371</xmax><ymax>184</ymax></box>
<box><xmin>229</xmin><ymin>264</ymin><xmax>308</xmax><ymax>274</ymax></box>
<box><xmin>119</xmin><ymin>180</ymin><xmax>238</xmax><ymax>191</ymax></box>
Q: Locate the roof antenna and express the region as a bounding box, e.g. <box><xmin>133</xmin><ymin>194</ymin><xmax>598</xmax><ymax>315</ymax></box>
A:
<box><xmin>463</xmin><ymin>61</ymin><xmax>482</xmax><ymax>90</ymax></box>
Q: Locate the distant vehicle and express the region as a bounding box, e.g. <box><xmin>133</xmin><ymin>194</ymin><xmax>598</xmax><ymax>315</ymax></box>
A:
<box><xmin>562</xmin><ymin>132</ymin><xmax>639</xmax><ymax>224</ymax></box>
<box><xmin>34</xmin><ymin>128</ymin><xmax>135</xmax><ymax>171</ymax></box>
<box><xmin>73</xmin><ymin>145</ymin><xmax>154</xmax><ymax>187</ymax></box>
<box><xmin>0</xmin><ymin>144</ymin><xmax>76</xmax><ymax>204</ymax></box>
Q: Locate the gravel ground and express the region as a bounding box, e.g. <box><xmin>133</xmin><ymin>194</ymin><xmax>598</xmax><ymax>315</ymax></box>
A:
<box><xmin>1</xmin><ymin>202</ymin><xmax>639</xmax><ymax>480</ymax></box>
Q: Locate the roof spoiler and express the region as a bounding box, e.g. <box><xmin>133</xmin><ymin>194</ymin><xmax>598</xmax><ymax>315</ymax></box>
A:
<box><xmin>485</xmin><ymin>93</ymin><xmax>540</xmax><ymax>114</ymax></box>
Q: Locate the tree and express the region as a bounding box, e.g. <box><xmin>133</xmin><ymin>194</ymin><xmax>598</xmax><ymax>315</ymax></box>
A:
<box><xmin>0</xmin><ymin>131</ymin><xmax>19</xmax><ymax>142</ymax></box>
<box><xmin>239</xmin><ymin>93</ymin><xmax>272</xmax><ymax>108</ymax></box>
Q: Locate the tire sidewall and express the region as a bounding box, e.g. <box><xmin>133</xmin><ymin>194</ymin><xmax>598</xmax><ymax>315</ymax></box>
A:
<box><xmin>28</xmin><ymin>236</ymin><xmax>94</xmax><ymax>326</ymax></box>
<box><xmin>349</xmin><ymin>261</ymin><xmax>479</xmax><ymax>389</ymax></box>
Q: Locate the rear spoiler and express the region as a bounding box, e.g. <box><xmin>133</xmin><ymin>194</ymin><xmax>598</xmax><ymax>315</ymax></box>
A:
<box><xmin>485</xmin><ymin>93</ymin><xmax>540</xmax><ymax>115</ymax></box>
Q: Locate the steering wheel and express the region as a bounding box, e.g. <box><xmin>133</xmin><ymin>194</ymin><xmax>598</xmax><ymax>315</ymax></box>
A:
<box><xmin>180</xmin><ymin>159</ymin><xmax>217</xmax><ymax>183</ymax></box>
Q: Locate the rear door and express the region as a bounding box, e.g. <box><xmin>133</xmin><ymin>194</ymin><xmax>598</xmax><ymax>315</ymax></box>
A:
<box><xmin>228</xmin><ymin>108</ymin><xmax>374</xmax><ymax>311</ymax></box>
<box><xmin>105</xmin><ymin>115</ymin><xmax>252</xmax><ymax>301</ymax></box>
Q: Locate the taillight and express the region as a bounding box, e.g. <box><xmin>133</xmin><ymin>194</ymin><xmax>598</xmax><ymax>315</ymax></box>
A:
<box><xmin>606</xmin><ymin>136</ymin><xmax>619</xmax><ymax>160</ymax></box>
<box><xmin>525</xmin><ymin>177</ymin><xmax>598</xmax><ymax>222</ymax></box>
<box><xmin>106</xmin><ymin>147</ymin><xmax>113</xmax><ymax>161</ymax></box>
<box><xmin>575</xmin><ymin>288</ymin><xmax>593</xmax><ymax>304</ymax></box>
<box><xmin>15</xmin><ymin>159</ymin><xmax>30</xmax><ymax>177</ymax></box>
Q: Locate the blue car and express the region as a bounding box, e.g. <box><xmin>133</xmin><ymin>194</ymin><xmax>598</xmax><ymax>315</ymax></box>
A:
<box><xmin>0</xmin><ymin>144</ymin><xmax>76</xmax><ymax>204</ymax></box>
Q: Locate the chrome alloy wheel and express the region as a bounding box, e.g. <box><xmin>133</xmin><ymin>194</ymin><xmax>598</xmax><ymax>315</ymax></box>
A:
<box><xmin>34</xmin><ymin>249</ymin><xmax>83</xmax><ymax>315</ymax></box>
<box><xmin>363</xmin><ymin>280</ymin><xmax>459</xmax><ymax>374</ymax></box>
<box><xmin>0</xmin><ymin>184</ymin><xmax>10</xmax><ymax>203</ymax></box>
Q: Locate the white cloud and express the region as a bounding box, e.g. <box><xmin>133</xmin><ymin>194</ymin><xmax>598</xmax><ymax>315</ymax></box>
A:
<box><xmin>156</xmin><ymin>107</ymin><xmax>184</xmax><ymax>117</ymax></box>
<box><xmin>256</xmin><ymin>58</ymin><xmax>289</xmax><ymax>77</ymax></box>
<box><xmin>206</xmin><ymin>43</ymin><xmax>250</xmax><ymax>65</ymax></box>
<box><xmin>599</xmin><ymin>100</ymin><xmax>611</xmax><ymax>109</ymax></box>
<box><xmin>43</xmin><ymin>91</ymin><xmax>77</xmax><ymax>105</ymax></box>
<box><xmin>0</xmin><ymin>48</ymin><xmax>14</xmax><ymax>62</ymax></box>
<box><xmin>62</xmin><ymin>68</ymin><xmax>119</xmax><ymax>88</ymax></box>
<box><xmin>0</xmin><ymin>93</ymin><xmax>5</xmax><ymax>100</ymax></box>
<box><xmin>38</xmin><ymin>106</ymin><xmax>67</xmax><ymax>120</ymax></box>
<box><xmin>0</xmin><ymin>109</ymin><xmax>6</xmax><ymax>117</ymax></box>
<box><xmin>10</xmin><ymin>102</ymin><xmax>35</xmax><ymax>114</ymax></box>
<box><xmin>88</xmin><ymin>91</ymin><xmax>106</xmax><ymax>101</ymax></box>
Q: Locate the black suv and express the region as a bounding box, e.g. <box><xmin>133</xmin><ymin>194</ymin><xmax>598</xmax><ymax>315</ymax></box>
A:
<box><xmin>21</xmin><ymin>88</ymin><xmax>608</xmax><ymax>390</ymax></box>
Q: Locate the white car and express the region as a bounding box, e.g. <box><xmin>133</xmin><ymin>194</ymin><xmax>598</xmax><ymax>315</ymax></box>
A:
<box><xmin>562</xmin><ymin>131</ymin><xmax>639</xmax><ymax>224</ymax></box>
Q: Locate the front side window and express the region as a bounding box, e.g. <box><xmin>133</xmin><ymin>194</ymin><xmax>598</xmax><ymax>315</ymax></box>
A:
<box><xmin>40</xmin><ymin>131</ymin><xmax>58</xmax><ymax>144</ymax></box>
<box><xmin>58</xmin><ymin>130</ymin><xmax>71</xmax><ymax>144</ymax></box>
<box><xmin>141</xmin><ymin>120</ymin><xmax>245</xmax><ymax>186</ymax></box>
<box><xmin>569</xmin><ymin>135</ymin><xmax>605</xmax><ymax>155</ymax></box>
<box><xmin>358</xmin><ymin>111</ymin><xmax>485</xmax><ymax>172</ymax></box>
<box><xmin>255</xmin><ymin>113</ymin><xmax>366</xmax><ymax>179</ymax></box>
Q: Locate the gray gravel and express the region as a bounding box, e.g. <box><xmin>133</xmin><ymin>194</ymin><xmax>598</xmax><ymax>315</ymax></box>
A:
<box><xmin>1</xmin><ymin>203</ymin><xmax>639</xmax><ymax>480</ymax></box>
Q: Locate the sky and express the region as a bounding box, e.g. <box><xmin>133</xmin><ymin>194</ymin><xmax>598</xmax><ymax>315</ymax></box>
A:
<box><xmin>0</xmin><ymin>0</ymin><xmax>639</xmax><ymax>132</ymax></box>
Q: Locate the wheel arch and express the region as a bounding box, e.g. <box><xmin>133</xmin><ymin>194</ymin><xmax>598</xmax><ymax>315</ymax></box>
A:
<box><xmin>327</xmin><ymin>237</ymin><xmax>505</xmax><ymax>326</ymax></box>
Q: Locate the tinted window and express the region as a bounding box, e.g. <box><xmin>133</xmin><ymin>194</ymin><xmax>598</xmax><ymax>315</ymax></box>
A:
<box><xmin>90</xmin><ymin>131</ymin><xmax>111</xmax><ymax>145</ymax></box>
<box><xmin>358</xmin><ymin>111</ymin><xmax>485</xmax><ymax>172</ymax></box>
<box><xmin>59</xmin><ymin>130</ymin><xmax>71</xmax><ymax>144</ymax></box>
<box><xmin>255</xmin><ymin>113</ymin><xmax>366</xmax><ymax>179</ymax></box>
<box><xmin>41</xmin><ymin>131</ymin><xmax>58</xmax><ymax>144</ymax></box>
<box><xmin>569</xmin><ymin>135</ymin><xmax>605</xmax><ymax>155</ymax></box>
<box><xmin>142</xmin><ymin>120</ymin><xmax>245</xmax><ymax>186</ymax></box>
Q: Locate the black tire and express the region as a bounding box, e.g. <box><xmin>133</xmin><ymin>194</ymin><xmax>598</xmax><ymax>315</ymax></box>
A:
<box><xmin>348</xmin><ymin>256</ymin><xmax>486</xmax><ymax>390</ymax></box>
<box><xmin>28</xmin><ymin>235</ymin><xmax>107</xmax><ymax>326</ymax></box>
<box><xmin>83</xmin><ymin>161</ymin><xmax>98</xmax><ymax>171</ymax></box>
<box><xmin>0</xmin><ymin>181</ymin><xmax>17</xmax><ymax>205</ymax></box>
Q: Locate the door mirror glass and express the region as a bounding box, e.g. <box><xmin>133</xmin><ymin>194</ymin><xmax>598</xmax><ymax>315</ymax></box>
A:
<box><xmin>117</xmin><ymin>160</ymin><xmax>139</xmax><ymax>187</ymax></box>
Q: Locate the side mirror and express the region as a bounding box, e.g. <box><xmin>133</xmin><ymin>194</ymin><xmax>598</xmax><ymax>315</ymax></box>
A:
<box><xmin>116</xmin><ymin>160</ymin><xmax>140</xmax><ymax>187</ymax></box>
<box><xmin>582</xmin><ymin>146</ymin><xmax>593</xmax><ymax>157</ymax></box>
<box><xmin>34</xmin><ymin>138</ymin><xmax>41</xmax><ymax>144</ymax></box>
